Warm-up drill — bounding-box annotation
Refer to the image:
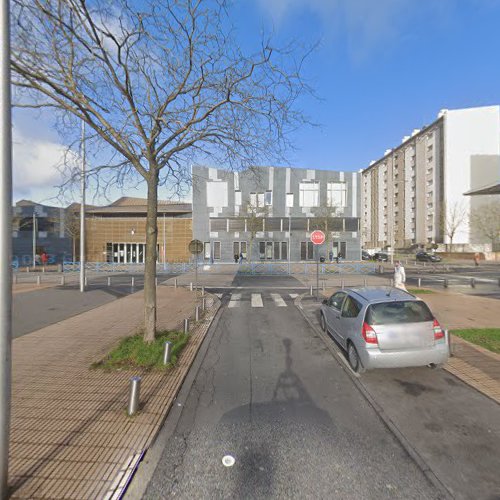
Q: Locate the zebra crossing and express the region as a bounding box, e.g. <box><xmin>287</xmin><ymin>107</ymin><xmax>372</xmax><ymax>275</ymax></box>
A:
<box><xmin>223</xmin><ymin>292</ymin><xmax>299</xmax><ymax>308</ymax></box>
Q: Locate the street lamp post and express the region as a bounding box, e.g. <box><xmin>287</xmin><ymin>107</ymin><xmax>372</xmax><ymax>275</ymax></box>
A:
<box><xmin>80</xmin><ymin>120</ymin><xmax>86</xmax><ymax>292</ymax></box>
<box><xmin>0</xmin><ymin>0</ymin><xmax>13</xmax><ymax>496</ymax></box>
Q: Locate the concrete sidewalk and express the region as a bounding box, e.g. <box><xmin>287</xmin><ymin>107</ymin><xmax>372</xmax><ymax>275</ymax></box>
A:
<box><xmin>8</xmin><ymin>286</ymin><xmax>219</xmax><ymax>499</ymax></box>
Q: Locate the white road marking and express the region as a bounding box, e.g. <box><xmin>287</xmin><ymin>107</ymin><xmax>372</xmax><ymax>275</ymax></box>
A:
<box><xmin>271</xmin><ymin>293</ymin><xmax>287</xmax><ymax>307</ymax></box>
<box><xmin>228</xmin><ymin>293</ymin><xmax>241</xmax><ymax>308</ymax></box>
<box><xmin>251</xmin><ymin>293</ymin><xmax>263</xmax><ymax>307</ymax></box>
<box><xmin>289</xmin><ymin>293</ymin><xmax>299</xmax><ymax>299</ymax></box>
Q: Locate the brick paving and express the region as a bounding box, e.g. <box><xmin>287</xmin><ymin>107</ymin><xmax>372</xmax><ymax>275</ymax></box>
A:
<box><xmin>8</xmin><ymin>286</ymin><xmax>219</xmax><ymax>499</ymax></box>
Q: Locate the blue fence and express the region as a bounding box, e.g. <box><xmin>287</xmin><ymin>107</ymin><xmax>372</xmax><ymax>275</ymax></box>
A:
<box><xmin>63</xmin><ymin>261</ymin><xmax>377</xmax><ymax>275</ymax></box>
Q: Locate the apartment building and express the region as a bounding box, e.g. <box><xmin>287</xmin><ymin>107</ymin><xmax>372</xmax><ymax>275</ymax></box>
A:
<box><xmin>192</xmin><ymin>165</ymin><xmax>361</xmax><ymax>262</ymax></box>
<box><xmin>361</xmin><ymin>105</ymin><xmax>500</xmax><ymax>251</ymax></box>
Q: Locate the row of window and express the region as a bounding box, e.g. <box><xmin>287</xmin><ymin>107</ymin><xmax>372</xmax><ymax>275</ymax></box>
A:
<box><xmin>201</xmin><ymin>240</ymin><xmax>348</xmax><ymax>261</ymax></box>
<box><xmin>209</xmin><ymin>217</ymin><xmax>360</xmax><ymax>233</ymax></box>
<box><xmin>208</xmin><ymin>182</ymin><xmax>348</xmax><ymax>209</ymax></box>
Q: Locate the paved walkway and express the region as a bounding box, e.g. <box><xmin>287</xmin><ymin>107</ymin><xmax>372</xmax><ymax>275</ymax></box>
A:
<box><xmin>9</xmin><ymin>286</ymin><xmax>218</xmax><ymax>499</ymax></box>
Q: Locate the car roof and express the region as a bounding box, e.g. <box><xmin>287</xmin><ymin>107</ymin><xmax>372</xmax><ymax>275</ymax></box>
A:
<box><xmin>342</xmin><ymin>286</ymin><xmax>418</xmax><ymax>304</ymax></box>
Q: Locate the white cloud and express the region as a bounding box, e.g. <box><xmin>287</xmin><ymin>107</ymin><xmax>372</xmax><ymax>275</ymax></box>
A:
<box><xmin>12</xmin><ymin>128</ymin><xmax>70</xmax><ymax>201</ymax></box>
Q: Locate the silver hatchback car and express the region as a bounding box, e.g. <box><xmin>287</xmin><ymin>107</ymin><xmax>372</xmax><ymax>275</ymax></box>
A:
<box><xmin>319</xmin><ymin>286</ymin><xmax>449</xmax><ymax>373</ymax></box>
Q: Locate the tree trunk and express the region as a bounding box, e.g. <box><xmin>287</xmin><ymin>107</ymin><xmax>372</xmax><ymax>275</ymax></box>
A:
<box><xmin>144</xmin><ymin>169</ymin><xmax>159</xmax><ymax>343</ymax></box>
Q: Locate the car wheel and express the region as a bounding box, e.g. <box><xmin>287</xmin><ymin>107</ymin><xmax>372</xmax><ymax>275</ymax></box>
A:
<box><xmin>347</xmin><ymin>342</ymin><xmax>364</xmax><ymax>374</ymax></box>
<box><xmin>320</xmin><ymin>313</ymin><xmax>327</xmax><ymax>332</ymax></box>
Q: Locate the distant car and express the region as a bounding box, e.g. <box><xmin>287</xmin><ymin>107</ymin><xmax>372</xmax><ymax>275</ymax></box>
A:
<box><xmin>416</xmin><ymin>251</ymin><xmax>442</xmax><ymax>262</ymax></box>
<box><xmin>319</xmin><ymin>287</ymin><xmax>449</xmax><ymax>373</ymax></box>
<box><xmin>372</xmin><ymin>252</ymin><xmax>388</xmax><ymax>262</ymax></box>
<box><xmin>361</xmin><ymin>251</ymin><xmax>371</xmax><ymax>261</ymax></box>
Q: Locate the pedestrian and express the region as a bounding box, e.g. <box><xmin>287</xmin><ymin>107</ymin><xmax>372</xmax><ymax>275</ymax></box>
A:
<box><xmin>394</xmin><ymin>260</ymin><xmax>407</xmax><ymax>290</ymax></box>
<box><xmin>239</xmin><ymin>252</ymin><xmax>243</xmax><ymax>264</ymax></box>
<box><xmin>473</xmin><ymin>252</ymin><xmax>480</xmax><ymax>267</ymax></box>
<box><xmin>234</xmin><ymin>254</ymin><xmax>239</xmax><ymax>263</ymax></box>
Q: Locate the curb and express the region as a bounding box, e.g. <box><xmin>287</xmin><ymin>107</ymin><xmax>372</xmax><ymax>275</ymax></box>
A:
<box><xmin>295</xmin><ymin>294</ymin><xmax>454</xmax><ymax>500</ymax></box>
<box><xmin>119</xmin><ymin>292</ymin><xmax>223</xmax><ymax>499</ymax></box>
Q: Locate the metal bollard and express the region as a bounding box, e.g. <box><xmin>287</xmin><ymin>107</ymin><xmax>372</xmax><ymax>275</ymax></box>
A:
<box><xmin>107</xmin><ymin>276</ymin><xmax>111</xmax><ymax>286</ymax></box>
<box><xmin>202</xmin><ymin>297</ymin><xmax>206</xmax><ymax>311</ymax></box>
<box><xmin>444</xmin><ymin>279</ymin><xmax>448</xmax><ymax>288</ymax></box>
<box><xmin>174</xmin><ymin>278</ymin><xmax>177</xmax><ymax>289</ymax></box>
<box><xmin>163</xmin><ymin>341</ymin><xmax>173</xmax><ymax>365</ymax></box>
<box><xmin>195</xmin><ymin>306</ymin><xmax>200</xmax><ymax>321</ymax></box>
<box><xmin>310</xmin><ymin>285</ymin><xmax>313</xmax><ymax>296</ymax></box>
<box><xmin>127</xmin><ymin>376</ymin><xmax>141</xmax><ymax>416</ymax></box>
<box><xmin>60</xmin><ymin>276</ymin><xmax>65</xmax><ymax>286</ymax></box>
<box><xmin>471</xmin><ymin>278</ymin><xmax>476</xmax><ymax>288</ymax></box>
<box><xmin>131</xmin><ymin>277</ymin><xmax>135</xmax><ymax>287</ymax></box>
<box><xmin>418</xmin><ymin>278</ymin><xmax>421</xmax><ymax>288</ymax></box>
<box><xmin>36</xmin><ymin>275</ymin><xmax>41</xmax><ymax>286</ymax></box>
<box><xmin>190</xmin><ymin>282</ymin><xmax>193</xmax><ymax>291</ymax></box>
<box><xmin>184</xmin><ymin>318</ymin><xmax>189</xmax><ymax>334</ymax></box>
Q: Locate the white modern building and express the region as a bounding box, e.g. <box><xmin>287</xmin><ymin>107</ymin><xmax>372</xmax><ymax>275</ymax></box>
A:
<box><xmin>361</xmin><ymin>105</ymin><xmax>500</xmax><ymax>252</ymax></box>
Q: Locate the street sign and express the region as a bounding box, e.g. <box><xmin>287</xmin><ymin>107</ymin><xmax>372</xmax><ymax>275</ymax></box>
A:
<box><xmin>310</xmin><ymin>230</ymin><xmax>326</xmax><ymax>245</ymax></box>
<box><xmin>188</xmin><ymin>239</ymin><xmax>203</xmax><ymax>255</ymax></box>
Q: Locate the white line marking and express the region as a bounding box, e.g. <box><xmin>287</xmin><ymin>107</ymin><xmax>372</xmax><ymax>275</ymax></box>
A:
<box><xmin>289</xmin><ymin>293</ymin><xmax>299</xmax><ymax>299</ymax></box>
<box><xmin>228</xmin><ymin>293</ymin><xmax>241</xmax><ymax>308</ymax></box>
<box><xmin>251</xmin><ymin>293</ymin><xmax>263</xmax><ymax>307</ymax></box>
<box><xmin>271</xmin><ymin>293</ymin><xmax>287</xmax><ymax>307</ymax></box>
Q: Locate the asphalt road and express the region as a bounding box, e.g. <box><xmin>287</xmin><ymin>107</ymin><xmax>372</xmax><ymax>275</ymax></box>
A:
<box><xmin>141</xmin><ymin>276</ymin><xmax>439</xmax><ymax>499</ymax></box>
<box><xmin>12</xmin><ymin>274</ymin><xmax>178</xmax><ymax>337</ymax></box>
<box><xmin>301</xmin><ymin>297</ymin><xmax>500</xmax><ymax>500</ymax></box>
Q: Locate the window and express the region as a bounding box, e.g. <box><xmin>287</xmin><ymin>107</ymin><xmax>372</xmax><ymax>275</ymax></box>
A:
<box><xmin>327</xmin><ymin>182</ymin><xmax>347</xmax><ymax>208</ymax></box>
<box><xmin>234</xmin><ymin>190</ymin><xmax>242</xmax><ymax>206</ymax></box>
<box><xmin>300</xmin><ymin>241</ymin><xmax>314</xmax><ymax>260</ymax></box>
<box><xmin>328</xmin><ymin>292</ymin><xmax>346</xmax><ymax>310</ymax></box>
<box><xmin>265</xmin><ymin>190</ymin><xmax>273</xmax><ymax>206</ymax></box>
<box><xmin>257</xmin><ymin>193</ymin><xmax>265</xmax><ymax>207</ymax></box>
<box><xmin>213</xmin><ymin>241</ymin><xmax>221</xmax><ymax>260</ymax></box>
<box><xmin>299</xmin><ymin>182</ymin><xmax>320</xmax><ymax>207</ymax></box>
<box><xmin>342</xmin><ymin>296</ymin><xmax>362</xmax><ymax>318</ymax></box>
<box><xmin>286</xmin><ymin>193</ymin><xmax>294</xmax><ymax>208</ymax></box>
<box><xmin>206</xmin><ymin>182</ymin><xmax>228</xmax><ymax>207</ymax></box>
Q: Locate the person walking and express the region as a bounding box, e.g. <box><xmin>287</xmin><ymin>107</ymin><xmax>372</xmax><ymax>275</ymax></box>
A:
<box><xmin>393</xmin><ymin>260</ymin><xmax>407</xmax><ymax>291</ymax></box>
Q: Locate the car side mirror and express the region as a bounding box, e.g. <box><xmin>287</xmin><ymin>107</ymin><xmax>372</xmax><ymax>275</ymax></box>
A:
<box><xmin>322</xmin><ymin>299</ymin><xmax>328</xmax><ymax>305</ymax></box>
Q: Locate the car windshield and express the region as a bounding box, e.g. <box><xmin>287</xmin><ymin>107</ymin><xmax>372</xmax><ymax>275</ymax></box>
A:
<box><xmin>365</xmin><ymin>301</ymin><xmax>434</xmax><ymax>325</ymax></box>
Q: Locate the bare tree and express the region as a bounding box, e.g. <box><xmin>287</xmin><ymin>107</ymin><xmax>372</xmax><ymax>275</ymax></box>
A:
<box><xmin>471</xmin><ymin>200</ymin><xmax>500</xmax><ymax>250</ymax></box>
<box><xmin>239</xmin><ymin>201</ymin><xmax>269</xmax><ymax>263</ymax></box>
<box><xmin>442</xmin><ymin>201</ymin><xmax>467</xmax><ymax>252</ymax></box>
<box><xmin>11</xmin><ymin>0</ymin><xmax>313</xmax><ymax>342</ymax></box>
<box><xmin>309</xmin><ymin>201</ymin><xmax>340</xmax><ymax>258</ymax></box>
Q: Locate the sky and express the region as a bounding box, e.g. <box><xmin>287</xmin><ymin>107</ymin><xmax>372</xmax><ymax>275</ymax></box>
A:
<box><xmin>12</xmin><ymin>0</ymin><xmax>500</xmax><ymax>206</ymax></box>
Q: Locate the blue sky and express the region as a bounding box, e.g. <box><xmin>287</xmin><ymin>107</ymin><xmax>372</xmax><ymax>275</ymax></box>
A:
<box><xmin>13</xmin><ymin>0</ymin><xmax>500</xmax><ymax>204</ymax></box>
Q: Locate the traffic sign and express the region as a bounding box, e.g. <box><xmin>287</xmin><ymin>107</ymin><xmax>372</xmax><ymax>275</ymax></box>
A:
<box><xmin>310</xmin><ymin>230</ymin><xmax>325</xmax><ymax>245</ymax></box>
<box><xmin>188</xmin><ymin>239</ymin><xmax>203</xmax><ymax>254</ymax></box>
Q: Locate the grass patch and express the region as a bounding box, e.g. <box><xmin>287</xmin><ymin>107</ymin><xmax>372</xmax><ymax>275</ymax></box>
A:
<box><xmin>451</xmin><ymin>329</ymin><xmax>500</xmax><ymax>354</ymax></box>
<box><xmin>92</xmin><ymin>330</ymin><xmax>189</xmax><ymax>371</ymax></box>
<box><xmin>407</xmin><ymin>288</ymin><xmax>435</xmax><ymax>294</ymax></box>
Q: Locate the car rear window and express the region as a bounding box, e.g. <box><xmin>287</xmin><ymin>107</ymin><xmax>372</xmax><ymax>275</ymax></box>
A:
<box><xmin>365</xmin><ymin>301</ymin><xmax>434</xmax><ymax>325</ymax></box>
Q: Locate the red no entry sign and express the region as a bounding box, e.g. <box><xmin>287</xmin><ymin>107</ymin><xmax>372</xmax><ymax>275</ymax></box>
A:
<box><xmin>310</xmin><ymin>230</ymin><xmax>325</xmax><ymax>245</ymax></box>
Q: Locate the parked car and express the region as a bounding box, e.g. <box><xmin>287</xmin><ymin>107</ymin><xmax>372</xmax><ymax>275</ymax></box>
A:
<box><xmin>319</xmin><ymin>287</ymin><xmax>449</xmax><ymax>373</ymax></box>
<box><xmin>372</xmin><ymin>252</ymin><xmax>388</xmax><ymax>262</ymax></box>
<box><xmin>416</xmin><ymin>251</ymin><xmax>442</xmax><ymax>262</ymax></box>
<box><xmin>361</xmin><ymin>250</ymin><xmax>371</xmax><ymax>261</ymax></box>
